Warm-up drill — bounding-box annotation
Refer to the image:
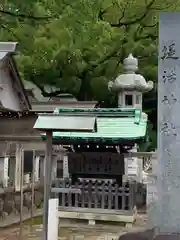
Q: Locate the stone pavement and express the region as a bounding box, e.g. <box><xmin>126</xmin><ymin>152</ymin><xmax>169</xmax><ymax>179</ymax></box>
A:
<box><xmin>0</xmin><ymin>214</ymin><xmax>147</xmax><ymax>240</ymax></box>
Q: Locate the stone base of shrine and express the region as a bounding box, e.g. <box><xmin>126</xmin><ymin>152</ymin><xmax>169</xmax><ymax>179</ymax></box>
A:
<box><xmin>58</xmin><ymin>207</ymin><xmax>137</xmax><ymax>227</ymax></box>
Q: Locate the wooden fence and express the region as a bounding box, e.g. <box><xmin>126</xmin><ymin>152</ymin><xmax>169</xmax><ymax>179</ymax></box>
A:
<box><xmin>52</xmin><ymin>179</ymin><xmax>136</xmax><ymax>211</ymax></box>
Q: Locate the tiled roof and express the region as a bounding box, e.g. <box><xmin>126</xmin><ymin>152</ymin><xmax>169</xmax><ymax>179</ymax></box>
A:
<box><xmin>37</xmin><ymin>108</ymin><xmax>148</xmax><ymax>144</ymax></box>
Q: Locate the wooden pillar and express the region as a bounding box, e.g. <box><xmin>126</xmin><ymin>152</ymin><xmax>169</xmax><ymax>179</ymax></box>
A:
<box><xmin>42</xmin><ymin>131</ymin><xmax>53</xmax><ymax>240</ymax></box>
<box><xmin>9</xmin><ymin>156</ymin><xmax>15</xmax><ymax>185</ymax></box>
<box><xmin>63</xmin><ymin>154</ymin><xmax>69</xmax><ymax>179</ymax></box>
<box><xmin>15</xmin><ymin>146</ymin><xmax>22</xmax><ymax>191</ymax></box>
<box><xmin>3</xmin><ymin>156</ymin><xmax>9</xmax><ymax>187</ymax></box>
<box><xmin>34</xmin><ymin>156</ymin><xmax>40</xmax><ymax>182</ymax></box>
<box><xmin>40</xmin><ymin>156</ymin><xmax>45</xmax><ymax>184</ymax></box>
<box><xmin>137</xmin><ymin>157</ymin><xmax>143</xmax><ymax>183</ymax></box>
<box><xmin>0</xmin><ymin>157</ymin><xmax>9</xmax><ymax>187</ymax></box>
<box><xmin>52</xmin><ymin>156</ymin><xmax>57</xmax><ymax>181</ymax></box>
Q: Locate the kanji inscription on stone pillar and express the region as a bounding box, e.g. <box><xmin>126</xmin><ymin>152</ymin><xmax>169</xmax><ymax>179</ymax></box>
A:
<box><xmin>158</xmin><ymin>13</ymin><xmax>180</xmax><ymax>233</ymax></box>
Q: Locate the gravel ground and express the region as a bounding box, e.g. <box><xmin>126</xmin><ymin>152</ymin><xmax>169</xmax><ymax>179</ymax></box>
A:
<box><xmin>0</xmin><ymin>214</ymin><xmax>147</xmax><ymax>240</ymax></box>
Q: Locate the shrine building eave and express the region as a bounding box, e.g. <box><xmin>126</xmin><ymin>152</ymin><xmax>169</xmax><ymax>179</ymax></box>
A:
<box><xmin>41</xmin><ymin>136</ymin><xmax>146</xmax><ymax>145</ymax></box>
<box><xmin>0</xmin><ymin>42</ymin><xmax>31</xmax><ymax>111</ymax></box>
<box><xmin>35</xmin><ymin>107</ymin><xmax>148</xmax><ymax>144</ymax></box>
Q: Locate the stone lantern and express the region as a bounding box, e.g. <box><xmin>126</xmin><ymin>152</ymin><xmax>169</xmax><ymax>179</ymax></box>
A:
<box><xmin>108</xmin><ymin>53</ymin><xmax>154</xmax><ymax>109</ymax></box>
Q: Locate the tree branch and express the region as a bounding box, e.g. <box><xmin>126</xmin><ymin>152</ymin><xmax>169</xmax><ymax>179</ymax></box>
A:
<box><xmin>102</xmin><ymin>0</ymin><xmax>156</xmax><ymax>28</ymax></box>
<box><xmin>137</xmin><ymin>23</ymin><xmax>157</xmax><ymax>34</ymax></box>
<box><xmin>81</xmin><ymin>35</ymin><xmax>129</xmax><ymax>78</ymax></box>
<box><xmin>0</xmin><ymin>9</ymin><xmax>52</xmax><ymax>21</ymax></box>
<box><xmin>150</xmin><ymin>2</ymin><xmax>177</xmax><ymax>10</ymax></box>
<box><xmin>98</xmin><ymin>5</ymin><xmax>112</xmax><ymax>21</ymax></box>
<box><xmin>134</xmin><ymin>23</ymin><xmax>157</xmax><ymax>41</ymax></box>
<box><xmin>110</xmin><ymin>7</ymin><xmax>126</xmax><ymax>28</ymax></box>
<box><xmin>98</xmin><ymin>4</ymin><xmax>126</xmax><ymax>26</ymax></box>
<box><xmin>90</xmin><ymin>42</ymin><xmax>125</xmax><ymax>70</ymax></box>
<box><xmin>1</xmin><ymin>24</ymin><xmax>20</xmax><ymax>40</ymax></box>
<box><xmin>135</xmin><ymin>33</ymin><xmax>157</xmax><ymax>41</ymax></box>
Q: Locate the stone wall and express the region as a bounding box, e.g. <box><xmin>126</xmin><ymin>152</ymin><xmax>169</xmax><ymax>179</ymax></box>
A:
<box><xmin>0</xmin><ymin>183</ymin><xmax>43</xmax><ymax>221</ymax></box>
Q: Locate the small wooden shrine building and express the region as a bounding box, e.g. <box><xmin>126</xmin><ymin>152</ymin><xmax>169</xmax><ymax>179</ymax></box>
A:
<box><xmin>34</xmin><ymin>54</ymin><xmax>154</xmax><ymax>225</ymax></box>
<box><xmin>40</xmin><ymin>107</ymin><xmax>147</xmax><ymax>183</ymax></box>
<box><xmin>35</xmin><ymin>108</ymin><xmax>148</xmax><ymax>225</ymax></box>
<box><xmin>38</xmin><ymin>53</ymin><xmax>154</xmax><ymax>184</ymax></box>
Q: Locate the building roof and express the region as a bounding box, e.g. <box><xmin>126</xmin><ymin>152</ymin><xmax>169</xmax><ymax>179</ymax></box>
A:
<box><xmin>23</xmin><ymin>80</ymin><xmax>97</xmax><ymax>112</ymax></box>
<box><xmin>35</xmin><ymin>108</ymin><xmax>148</xmax><ymax>144</ymax></box>
<box><xmin>0</xmin><ymin>42</ymin><xmax>31</xmax><ymax>111</ymax></box>
<box><xmin>34</xmin><ymin>114</ymin><xmax>97</xmax><ymax>132</ymax></box>
<box><xmin>30</xmin><ymin>101</ymin><xmax>98</xmax><ymax>112</ymax></box>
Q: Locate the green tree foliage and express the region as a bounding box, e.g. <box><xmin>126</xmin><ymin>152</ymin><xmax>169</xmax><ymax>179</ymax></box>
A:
<box><xmin>1</xmin><ymin>0</ymin><xmax>180</xmax><ymax>148</ymax></box>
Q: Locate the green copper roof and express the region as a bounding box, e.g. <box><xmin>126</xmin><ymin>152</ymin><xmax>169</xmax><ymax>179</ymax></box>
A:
<box><xmin>54</xmin><ymin>107</ymin><xmax>140</xmax><ymax>116</ymax></box>
<box><xmin>34</xmin><ymin>115</ymin><xmax>97</xmax><ymax>132</ymax></box>
<box><xmin>38</xmin><ymin>108</ymin><xmax>147</xmax><ymax>144</ymax></box>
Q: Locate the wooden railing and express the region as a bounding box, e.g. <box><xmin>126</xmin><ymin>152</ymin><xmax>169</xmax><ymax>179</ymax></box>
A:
<box><xmin>52</xmin><ymin>179</ymin><xmax>136</xmax><ymax>211</ymax></box>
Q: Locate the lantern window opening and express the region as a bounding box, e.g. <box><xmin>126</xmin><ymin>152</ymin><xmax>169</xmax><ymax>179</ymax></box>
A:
<box><xmin>125</xmin><ymin>94</ymin><xmax>133</xmax><ymax>106</ymax></box>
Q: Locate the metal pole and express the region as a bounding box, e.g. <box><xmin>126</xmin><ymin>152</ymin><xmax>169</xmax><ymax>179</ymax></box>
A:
<box><xmin>19</xmin><ymin>148</ymin><xmax>24</xmax><ymax>240</ymax></box>
<box><xmin>31</xmin><ymin>150</ymin><xmax>36</xmax><ymax>228</ymax></box>
<box><xmin>42</xmin><ymin>131</ymin><xmax>53</xmax><ymax>240</ymax></box>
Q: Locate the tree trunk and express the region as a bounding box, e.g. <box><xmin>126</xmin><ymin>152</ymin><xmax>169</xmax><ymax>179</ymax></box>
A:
<box><xmin>78</xmin><ymin>76</ymin><xmax>92</xmax><ymax>101</ymax></box>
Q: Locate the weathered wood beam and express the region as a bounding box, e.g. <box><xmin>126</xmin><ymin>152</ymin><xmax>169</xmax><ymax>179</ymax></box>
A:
<box><xmin>31</xmin><ymin>101</ymin><xmax>97</xmax><ymax>112</ymax></box>
<box><xmin>124</xmin><ymin>152</ymin><xmax>156</xmax><ymax>158</ymax></box>
<box><xmin>51</xmin><ymin>187</ymin><xmax>81</xmax><ymax>194</ymax></box>
<box><xmin>0</xmin><ymin>135</ymin><xmax>42</xmax><ymax>142</ymax></box>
